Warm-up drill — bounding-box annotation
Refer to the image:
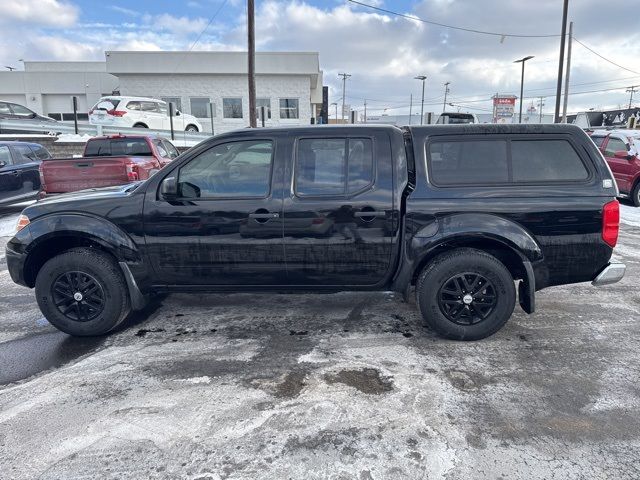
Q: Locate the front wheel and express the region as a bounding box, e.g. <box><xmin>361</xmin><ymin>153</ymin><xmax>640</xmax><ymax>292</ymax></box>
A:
<box><xmin>35</xmin><ymin>248</ymin><xmax>131</xmax><ymax>336</ymax></box>
<box><xmin>185</xmin><ymin>125</ymin><xmax>199</xmax><ymax>133</ymax></box>
<box><xmin>416</xmin><ymin>248</ymin><xmax>516</xmax><ymax>340</ymax></box>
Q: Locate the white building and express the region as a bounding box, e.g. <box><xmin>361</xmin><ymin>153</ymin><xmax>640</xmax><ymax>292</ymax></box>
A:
<box><xmin>0</xmin><ymin>61</ymin><xmax>118</xmax><ymax>120</ymax></box>
<box><xmin>0</xmin><ymin>51</ymin><xmax>324</xmax><ymax>133</ymax></box>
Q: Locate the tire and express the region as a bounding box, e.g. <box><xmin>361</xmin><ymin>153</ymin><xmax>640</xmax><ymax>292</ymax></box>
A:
<box><xmin>185</xmin><ymin>125</ymin><xmax>199</xmax><ymax>133</ymax></box>
<box><xmin>632</xmin><ymin>182</ymin><xmax>640</xmax><ymax>207</ymax></box>
<box><xmin>416</xmin><ymin>248</ymin><xmax>516</xmax><ymax>341</ymax></box>
<box><xmin>35</xmin><ymin>248</ymin><xmax>131</xmax><ymax>336</ymax></box>
<box><xmin>133</xmin><ymin>123</ymin><xmax>148</xmax><ymax>128</ymax></box>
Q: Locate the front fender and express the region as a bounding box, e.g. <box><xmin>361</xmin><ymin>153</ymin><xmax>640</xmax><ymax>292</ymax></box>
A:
<box><xmin>26</xmin><ymin>213</ymin><xmax>140</xmax><ymax>262</ymax></box>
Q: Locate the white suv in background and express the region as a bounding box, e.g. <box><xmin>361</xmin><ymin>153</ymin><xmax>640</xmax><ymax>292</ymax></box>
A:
<box><xmin>89</xmin><ymin>96</ymin><xmax>202</xmax><ymax>132</ymax></box>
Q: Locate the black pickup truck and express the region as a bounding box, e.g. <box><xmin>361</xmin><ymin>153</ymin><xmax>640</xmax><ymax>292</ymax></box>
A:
<box><xmin>6</xmin><ymin>124</ymin><xmax>625</xmax><ymax>340</ymax></box>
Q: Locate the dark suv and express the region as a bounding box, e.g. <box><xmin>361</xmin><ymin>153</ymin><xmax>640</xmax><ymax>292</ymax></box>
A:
<box><xmin>6</xmin><ymin>124</ymin><xmax>624</xmax><ymax>340</ymax></box>
<box><xmin>0</xmin><ymin>141</ymin><xmax>51</xmax><ymax>205</ymax></box>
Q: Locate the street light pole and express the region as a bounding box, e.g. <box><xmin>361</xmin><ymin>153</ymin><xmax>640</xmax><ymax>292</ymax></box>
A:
<box><xmin>338</xmin><ymin>73</ymin><xmax>351</xmax><ymax>123</ymax></box>
<box><xmin>443</xmin><ymin>82</ymin><xmax>450</xmax><ymax>113</ymax></box>
<box><xmin>514</xmin><ymin>56</ymin><xmax>534</xmax><ymax>123</ymax></box>
<box><xmin>414</xmin><ymin>75</ymin><xmax>427</xmax><ymax>125</ymax></box>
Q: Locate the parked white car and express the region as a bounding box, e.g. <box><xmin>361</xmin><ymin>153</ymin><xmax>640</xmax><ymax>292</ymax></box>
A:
<box><xmin>89</xmin><ymin>96</ymin><xmax>202</xmax><ymax>132</ymax></box>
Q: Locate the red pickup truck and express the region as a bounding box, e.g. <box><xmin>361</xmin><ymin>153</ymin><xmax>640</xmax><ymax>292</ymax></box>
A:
<box><xmin>39</xmin><ymin>134</ymin><xmax>180</xmax><ymax>195</ymax></box>
<box><xmin>590</xmin><ymin>129</ymin><xmax>640</xmax><ymax>206</ymax></box>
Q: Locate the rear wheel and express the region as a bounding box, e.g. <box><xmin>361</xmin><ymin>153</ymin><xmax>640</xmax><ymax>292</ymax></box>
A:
<box><xmin>35</xmin><ymin>248</ymin><xmax>131</xmax><ymax>336</ymax></box>
<box><xmin>185</xmin><ymin>124</ymin><xmax>199</xmax><ymax>132</ymax></box>
<box><xmin>133</xmin><ymin>123</ymin><xmax>148</xmax><ymax>128</ymax></box>
<box><xmin>416</xmin><ymin>248</ymin><xmax>516</xmax><ymax>340</ymax></box>
<box><xmin>631</xmin><ymin>182</ymin><xmax>640</xmax><ymax>207</ymax></box>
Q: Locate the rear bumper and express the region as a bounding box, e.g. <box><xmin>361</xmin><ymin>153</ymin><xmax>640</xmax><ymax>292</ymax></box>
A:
<box><xmin>591</xmin><ymin>263</ymin><xmax>626</xmax><ymax>286</ymax></box>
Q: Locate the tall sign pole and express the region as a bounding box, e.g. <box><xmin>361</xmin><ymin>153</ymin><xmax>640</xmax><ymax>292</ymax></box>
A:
<box><xmin>443</xmin><ymin>82</ymin><xmax>450</xmax><ymax>113</ymax></box>
<box><xmin>554</xmin><ymin>0</ymin><xmax>569</xmax><ymax>123</ymax></box>
<box><xmin>247</xmin><ymin>0</ymin><xmax>257</xmax><ymax>128</ymax></box>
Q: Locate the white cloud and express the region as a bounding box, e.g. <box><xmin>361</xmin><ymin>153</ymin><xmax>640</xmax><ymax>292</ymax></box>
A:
<box><xmin>146</xmin><ymin>13</ymin><xmax>208</xmax><ymax>35</ymax></box>
<box><xmin>0</xmin><ymin>0</ymin><xmax>78</xmax><ymax>27</ymax></box>
<box><xmin>110</xmin><ymin>5</ymin><xmax>140</xmax><ymax>17</ymax></box>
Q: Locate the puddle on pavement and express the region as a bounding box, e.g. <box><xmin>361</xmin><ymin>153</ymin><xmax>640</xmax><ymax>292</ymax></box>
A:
<box><xmin>0</xmin><ymin>332</ymin><xmax>105</xmax><ymax>385</ymax></box>
<box><xmin>324</xmin><ymin>368</ymin><xmax>394</xmax><ymax>395</ymax></box>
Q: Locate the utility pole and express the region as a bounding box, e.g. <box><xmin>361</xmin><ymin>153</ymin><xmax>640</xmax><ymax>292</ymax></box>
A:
<box><xmin>247</xmin><ymin>0</ymin><xmax>257</xmax><ymax>128</ymax></box>
<box><xmin>443</xmin><ymin>82</ymin><xmax>450</xmax><ymax>113</ymax></box>
<box><xmin>562</xmin><ymin>21</ymin><xmax>573</xmax><ymax>122</ymax></box>
<box><xmin>627</xmin><ymin>86</ymin><xmax>638</xmax><ymax>110</ymax></box>
<box><xmin>414</xmin><ymin>75</ymin><xmax>427</xmax><ymax>125</ymax></box>
<box><xmin>538</xmin><ymin>96</ymin><xmax>545</xmax><ymax>123</ymax></box>
<box><xmin>364</xmin><ymin>99</ymin><xmax>367</xmax><ymax>123</ymax></box>
<box><xmin>554</xmin><ymin>0</ymin><xmax>569</xmax><ymax>123</ymax></box>
<box><xmin>409</xmin><ymin>94</ymin><xmax>413</xmax><ymax>125</ymax></box>
<box><xmin>338</xmin><ymin>73</ymin><xmax>351</xmax><ymax>123</ymax></box>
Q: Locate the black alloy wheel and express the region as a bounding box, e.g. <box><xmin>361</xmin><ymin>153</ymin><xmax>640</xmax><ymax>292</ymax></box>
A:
<box><xmin>52</xmin><ymin>271</ymin><xmax>106</xmax><ymax>322</ymax></box>
<box><xmin>437</xmin><ymin>273</ymin><xmax>497</xmax><ymax>325</ymax></box>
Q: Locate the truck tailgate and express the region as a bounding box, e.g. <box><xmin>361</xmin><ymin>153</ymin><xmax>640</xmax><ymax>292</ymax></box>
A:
<box><xmin>41</xmin><ymin>157</ymin><xmax>131</xmax><ymax>194</ymax></box>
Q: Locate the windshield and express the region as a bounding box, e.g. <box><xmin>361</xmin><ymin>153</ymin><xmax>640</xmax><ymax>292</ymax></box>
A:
<box><xmin>92</xmin><ymin>98</ymin><xmax>121</xmax><ymax>111</ymax></box>
<box><xmin>437</xmin><ymin>113</ymin><xmax>475</xmax><ymax>124</ymax></box>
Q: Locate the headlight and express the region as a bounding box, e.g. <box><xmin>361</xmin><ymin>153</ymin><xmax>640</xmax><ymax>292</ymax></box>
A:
<box><xmin>16</xmin><ymin>215</ymin><xmax>30</xmax><ymax>233</ymax></box>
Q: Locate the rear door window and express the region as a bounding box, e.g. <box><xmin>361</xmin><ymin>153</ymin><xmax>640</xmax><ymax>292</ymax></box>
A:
<box><xmin>590</xmin><ymin>136</ymin><xmax>606</xmax><ymax>148</ymax></box>
<box><xmin>13</xmin><ymin>145</ymin><xmax>38</xmax><ymax>163</ymax></box>
<box><xmin>0</xmin><ymin>103</ymin><xmax>11</xmax><ymax>115</ymax></box>
<box><xmin>31</xmin><ymin>144</ymin><xmax>51</xmax><ymax>160</ymax></box>
<box><xmin>295</xmin><ymin>138</ymin><xmax>374</xmax><ymax>196</ymax></box>
<box><xmin>511</xmin><ymin>140</ymin><xmax>589</xmax><ymax>182</ymax></box>
<box><xmin>429</xmin><ymin>140</ymin><xmax>508</xmax><ymax>185</ymax></box>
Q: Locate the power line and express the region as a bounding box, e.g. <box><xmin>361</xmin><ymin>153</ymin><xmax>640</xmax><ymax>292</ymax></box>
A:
<box><xmin>573</xmin><ymin>38</ymin><xmax>640</xmax><ymax>75</ymax></box>
<box><xmin>347</xmin><ymin>0</ymin><xmax>561</xmax><ymax>38</ymax></box>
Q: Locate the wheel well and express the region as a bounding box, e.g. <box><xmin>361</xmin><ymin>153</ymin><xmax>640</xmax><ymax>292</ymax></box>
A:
<box><xmin>185</xmin><ymin>124</ymin><xmax>198</xmax><ymax>131</ymax></box>
<box><xmin>133</xmin><ymin>122</ymin><xmax>148</xmax><ymax>128</ymax></box>
<box><xmin>23</xmin><ymin>236</ymin><xmax>116</xmax><ymax>287</ymax></box>
<box><xmin>411</xmin><ymin>238</ymin><xmax>527</xmax><ymax>285</ymax></box>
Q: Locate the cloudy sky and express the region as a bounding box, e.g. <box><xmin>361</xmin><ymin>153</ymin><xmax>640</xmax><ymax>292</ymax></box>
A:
<box><xmin>1</xmin><ymin>0</ymin><xmax>639</xmax><ymax>117</ymax></box>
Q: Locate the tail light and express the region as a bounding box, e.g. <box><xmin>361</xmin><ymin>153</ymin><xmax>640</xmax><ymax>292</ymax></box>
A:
<box><xmin>125</xmin><ymin>164</ymin><xmax>139</xmax><ymax>181</ymax></box>
<box><xmin>602</xmin><ymin>200</ymin><xmax>620</xmax><ymax>247</ymax></box>
<box><xmin>38</xmin><ymin>166</ymin><xmax>46</xmax><ymax>191</ymax></box>
<box><xmin>107</xmin><ymin>109</ymin><xmax>127</xmax><ymax>117</ymax></box>
<box><xmin>311</xmin><ymin>218</ymin><xmax>325</xmax><ymax>225</ymax></box>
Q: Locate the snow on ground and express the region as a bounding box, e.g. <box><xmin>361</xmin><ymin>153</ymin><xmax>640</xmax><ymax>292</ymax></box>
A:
<box><xmin>620</xmin><ymin>203</ymin><xmax>640</xmax><ymax>228</ymax></box>
<box><xmin>55</xmin><ymin>134</ymin><xmax>93</xmax><ymax>143</ymax></box>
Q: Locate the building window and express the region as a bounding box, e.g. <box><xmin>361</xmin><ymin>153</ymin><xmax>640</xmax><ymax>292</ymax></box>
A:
<box><xmin>160</xmin><ymin>97</ymin><xmax>182</xmax><ymax>112</ymax></box>
<box><xmin>223</xmin><ymin>98</ymin><xmax>243</xmax><ymax>119</ymax></box>
<box><xmin>256</xmin><ymin>98</ymin><xmax>271</xmax><ymax>120</ymax></box>
<box><xmin>190</xmin><ymin>97</ymin><xmax>212</xmax><ymax>118</ymax></box>
<box><xmin>280</xmin><ymin>98</ymin><xmax>299</xmax><ymax>119</ymax></box>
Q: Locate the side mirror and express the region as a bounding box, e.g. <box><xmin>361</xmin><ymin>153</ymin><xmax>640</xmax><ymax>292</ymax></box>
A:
<box><xmin>160</xmin><ymin>176</ymin><xmax>178</xmax><ymax>200</ymax></box>
<box><xmin>614</xmin><ymin>150</ymin><xmax>633</xmax><ymax>160</ymax></box>
<box><xmin>0</xmin><ymin>161</ymin><xmax>6</xmax><ymax>168</ymax></box>
<box><xmin>175</xmin><ymin>110</ymin><xmax>181</xmax><ymax>116</ymax></box>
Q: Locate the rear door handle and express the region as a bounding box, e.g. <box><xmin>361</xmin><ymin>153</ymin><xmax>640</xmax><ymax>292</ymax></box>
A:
<box><xmin>249</xmin><ymin>212</ymin><xmax>279</xmax><ymax>219</ymax></box>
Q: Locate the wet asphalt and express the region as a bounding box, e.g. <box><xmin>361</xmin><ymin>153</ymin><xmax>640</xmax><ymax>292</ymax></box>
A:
<box><xmin>0</xmin><ymin>202</ymin><xmax>639</xmax><ymax>479</ymax></box>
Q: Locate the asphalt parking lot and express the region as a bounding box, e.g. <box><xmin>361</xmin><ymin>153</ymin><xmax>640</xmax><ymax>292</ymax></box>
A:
<box><xmin>0</xmin><ymin>203</ymin><xmax>639</xmax><ymax>480</ymax></box>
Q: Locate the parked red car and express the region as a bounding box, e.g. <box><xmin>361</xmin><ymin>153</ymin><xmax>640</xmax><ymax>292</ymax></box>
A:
<box><xmin>590</xmin><ymin>129</ymin><xmax>640</xmax><ymax>206</ymax></box>
<box><xmin>39</xmin><ymin>134</ymin><xmax>180</xmax><ymax>195</ymax></box>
